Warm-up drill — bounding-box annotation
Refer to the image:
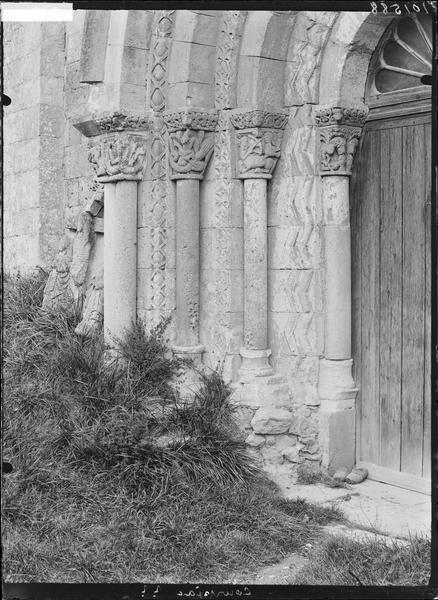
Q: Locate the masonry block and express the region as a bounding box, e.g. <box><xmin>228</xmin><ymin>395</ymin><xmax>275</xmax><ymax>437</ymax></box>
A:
<box><xmin>268</xmin><ymin>225</ymin><xmax>322</xmax><ymax>270</ymax></box>
<box><xmin>251</xmin><ymin>408</ymin><xmax>293</xmax><ymax>435</ymax></box>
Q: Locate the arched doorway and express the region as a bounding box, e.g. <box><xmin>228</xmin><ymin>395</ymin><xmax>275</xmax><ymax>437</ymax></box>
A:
<box><xmin>351</xmin><ymin>14</ymin><xmax>432</xmax><ymax>493</ymax></box>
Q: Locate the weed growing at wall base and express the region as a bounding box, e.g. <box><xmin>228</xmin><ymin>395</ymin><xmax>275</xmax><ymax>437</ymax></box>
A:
<box><xmin>3</xmin><ymin>272</ymin><xmax>344</xmax><ymax>583</ymax></box>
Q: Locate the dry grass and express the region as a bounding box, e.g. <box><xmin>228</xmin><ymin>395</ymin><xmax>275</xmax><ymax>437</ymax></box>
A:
<box><xmin>294</xmin><ymin>533</ymin><xmax>431</xmax><ymax>585</ymax></box>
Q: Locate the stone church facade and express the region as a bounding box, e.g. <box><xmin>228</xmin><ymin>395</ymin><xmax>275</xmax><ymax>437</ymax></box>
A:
<box><xmin>4</xmin><ymin>10</ymin><xmax>432</xmax><ymax>491</ymax></box>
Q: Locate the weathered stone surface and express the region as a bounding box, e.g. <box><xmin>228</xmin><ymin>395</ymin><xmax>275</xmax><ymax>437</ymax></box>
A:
<box><xmin>251</xmin><ymin>408</ymin><xmax>293</xmax><ymax>434</ymax></box>
<box><xmin>282</xmin><ymin>446</ymin><xmax>305</xmax><ymax>464</ymax></box>
<box><xmin>260</xmin><ymin>444</ymin><xmax>284</xmax><ymax>465</ymax></box>
<box><xmin>245</xmin><ymin>433</ymin><xmax>265</xmax><ymax>448</ymax></box>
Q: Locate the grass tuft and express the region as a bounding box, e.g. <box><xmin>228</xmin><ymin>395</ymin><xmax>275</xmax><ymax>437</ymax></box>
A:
<box><xmin>294</xmin><ymin>533</ymin><xmax>431</xmax><ymax>586</ymax></box>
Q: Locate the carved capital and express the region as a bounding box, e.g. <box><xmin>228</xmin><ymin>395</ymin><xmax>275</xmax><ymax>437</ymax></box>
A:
<box><xmin>313</xmin><ymin>105</ymin><xmax>369</xmax><ymax>176</ymax></box>
<box><xmin>88</xmin><ymin>133</ymin><xmax>147</xmax><ymax>183</ymax></box>
<box><xmin>166</xmin><ymin>128</ymin><xmax>215</xmax><ymax>180</ymax></box>
<box><xmin>317</xmin><ymin>126</ymin><xmax>362</xmax><ymax>176</ymax></box>
<box><xmin>163</xmin><ymin>109</ymin><xmax>218</xmax><ymax>180</ymax></box>
<box><xmin>234</xmin><ymin>128</ymin><xmax>284</xmax><ymax>179</ymax></box>
<box><xmin>230</xmin><ymin>109</ymin><xmax>287</xmax><ymax>179</ymax></box>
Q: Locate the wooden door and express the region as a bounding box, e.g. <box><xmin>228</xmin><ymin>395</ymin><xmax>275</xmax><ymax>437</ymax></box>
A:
<box><xmin>351</xmin><ymin>112</ymin><xmax>431</xmax><ymax>494</ymax></box>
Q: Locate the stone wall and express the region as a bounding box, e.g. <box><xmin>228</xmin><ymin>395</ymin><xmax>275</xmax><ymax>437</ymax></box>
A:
<box><xmin>63</xmin><ymin>11</ymin><xmax>96</xmax><ymax>231</ymax></box>
<box><xmin>3</xmin><ymin>22</ymin><xmax>66</xmax><ymax>272</ymax></box>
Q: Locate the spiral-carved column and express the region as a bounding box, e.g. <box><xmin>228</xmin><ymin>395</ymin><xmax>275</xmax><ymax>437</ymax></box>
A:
<box><xmin>313</xmin><ymin>104</ymin><xmax>368</xmax><ymax>473</ymax></box>
<box><xmin>164</xmin><ymin>109</ymin><xmax>218</xmax><ymax>363</ymax></box>
<box><xmin>230</xmin><ymin>109</ymin><xmax>288</xmax><ymax>383</ymax></box>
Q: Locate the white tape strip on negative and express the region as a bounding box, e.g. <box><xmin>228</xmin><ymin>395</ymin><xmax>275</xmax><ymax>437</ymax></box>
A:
<box><xmin>0</xmin><ymin>2</ymin><xmax>73</xmax><ymax>21</ymax></box>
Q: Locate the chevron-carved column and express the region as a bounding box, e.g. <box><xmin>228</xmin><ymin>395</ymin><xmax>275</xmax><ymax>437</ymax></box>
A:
<box><xmin>313</xmin><ymin>104</ymin><xmax>368</xmax><ymax>474</ymax></box>
<box><xmin>75</xmin><ymin>113</ymin><xmax>151</xmax><ymax>345</ymax></box>
<box><xmin>230</xmin><ymin>109</ymin><xmax>288</xmax><ymax>382</ymax></box>
<box><xmin>164</xmin><ymin>108</ymin><xmax>218</xmax><ymax>363</ymax></box>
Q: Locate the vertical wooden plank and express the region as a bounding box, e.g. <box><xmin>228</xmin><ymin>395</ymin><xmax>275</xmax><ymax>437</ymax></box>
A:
<box><xmin>358</xmin><ymin>127</ymin><xmax>381</xmax><ymax>465</ymax></box>
<box><xmin>422</xmin><ymin>120</ymin><xmax>432</xmax><ymax>479</ymax></box>
<box><xmin>401</xmin><ymin>123</ymin><xmax>426</xmax><ymax>476</ymax></box>
<box><xmin>379</xmin><ymin>127</ymin><xmax>403</xmax><ymax>471</ymax></box>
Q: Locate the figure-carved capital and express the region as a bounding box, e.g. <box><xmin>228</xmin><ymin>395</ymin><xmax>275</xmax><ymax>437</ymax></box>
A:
<box><xmin>88</xmin><ymin>133</ymin><xmax>147</xmax><ymax>183</ymax></box>
<box><xmin>313</xmin><ymin>105</ymin><xmax>369</xmax><ymax>176</ymax></box>
<box><xmin>318</xmin><ymin>126</ymin><xmax>362</xmax><ymax>176</ymax></box>
<box><xmin>233</xmin><ymin>128</ymin><xmax>285</xmax><ymax>179</ymax></box>
<box><xmin>230</xmin><ymin>109</ymin><xmax>288</xmax><ymax>179</ymax></box>
<box><xmin>163</xmin><ymin>109</ymin><xmax>218</xmax><ymax>180</ymax></box>
<box><xmin>166</xmin><ymin>129</ymin><xmax>215</xmax><ymax>180</ymax></box>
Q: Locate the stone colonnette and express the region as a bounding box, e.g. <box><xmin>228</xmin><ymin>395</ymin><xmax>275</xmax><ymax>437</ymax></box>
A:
<box><xmin>75</xmin><ymin>113</ymin><xmax>151</xmax><ymax>345</ymax></box>
<box><xmin>313</xmin><ymin>104</ymin><xmax>368</xmax><ymax>473</ymax></box>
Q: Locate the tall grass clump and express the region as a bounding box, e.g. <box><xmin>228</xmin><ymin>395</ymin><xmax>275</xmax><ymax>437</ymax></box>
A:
<box><xmin>294</xmin><ymin>534</ymin><xmax>430</xmax><ymax>586</ymax></box>
<box><xmin>3</xmin><ymin>271</ymin><xmax>344</xmax><ymax>583</ymax></box>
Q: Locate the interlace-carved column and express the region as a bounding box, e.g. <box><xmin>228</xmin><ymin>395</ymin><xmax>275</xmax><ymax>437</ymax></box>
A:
<box><xmin>230</xmin><ymin>109</ymin><xmax>288</xmax><ymax>382</ymax></box>
<box><xmin>313</xmin><ymin>104</ymin><xmax>368</xmax><ymax>472</ymax></box>
<box><xmin>75</xmin><ymin>113</ymin><xmax>151</xmax><ymax>345</ymax></box>
<box><xmin>164</xmin><ymin>108</ymin><xmax>218</xmax><ymax>361</ymax></box>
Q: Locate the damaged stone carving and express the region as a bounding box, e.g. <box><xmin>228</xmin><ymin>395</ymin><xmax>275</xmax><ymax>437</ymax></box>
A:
<box><xmin>88</xmin><ymin>134</ymin><xmax>147</xmax><ymax>182</ymax></box>
<box><xmin>230</xmin><ymin>110</ymin><xmax>288</xmax><ymax>179</ymax></box>
<box><xmin>42</xmin><ymin>182</ymin><xmax>104</xmax><ymax>336</ymax></box>
<box><xmin>314</xmin><ymin>105</ymin><xmax>368</xmax><ymax>176</ymax></box>
<box><xmin>42</xmin><ymin>235</ymin><xmax>74</xmax><ymax>311</ymax></box>
<box><xmin>75</xmin><ymin>269</ymin><xmax>104</xmax><ymax>337</ymax></box>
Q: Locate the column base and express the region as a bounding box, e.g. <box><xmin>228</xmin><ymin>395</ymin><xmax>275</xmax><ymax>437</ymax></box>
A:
<box><xmin>239</xmin><ymin>348</ymin><xmax>274</xmax><ymax>383</ymax></box>
<box><xmin>318</xmin><ymin>358</ymin><xmax>358</xmax><ymax>475</ymax></box>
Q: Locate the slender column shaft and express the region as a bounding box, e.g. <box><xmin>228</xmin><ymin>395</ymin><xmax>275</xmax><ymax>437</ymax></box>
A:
<box><xmin>104</xmin><ymin>180</ymin><xmax>138</xmax><ymax>342</ymax></box>
<box><xmin>322</xmin><ymin>176</ymin><xmax>351</xmax><ymax>359</ymax></box>
<box><xmin>243</xmin><ymin>178</ymin><xmax>268</xmax><ymax>350</ymax></box>
<box><xmin>174</xmin><ymin>178</ymin><xmax>201</xmax><ymax>350</ymax></box>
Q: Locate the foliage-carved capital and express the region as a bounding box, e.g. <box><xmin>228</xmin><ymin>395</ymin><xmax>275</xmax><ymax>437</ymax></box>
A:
<box><xmin>88</xmin><ymin>133</ymin><xmax>147</xmax><ymax>183</ymax></box>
